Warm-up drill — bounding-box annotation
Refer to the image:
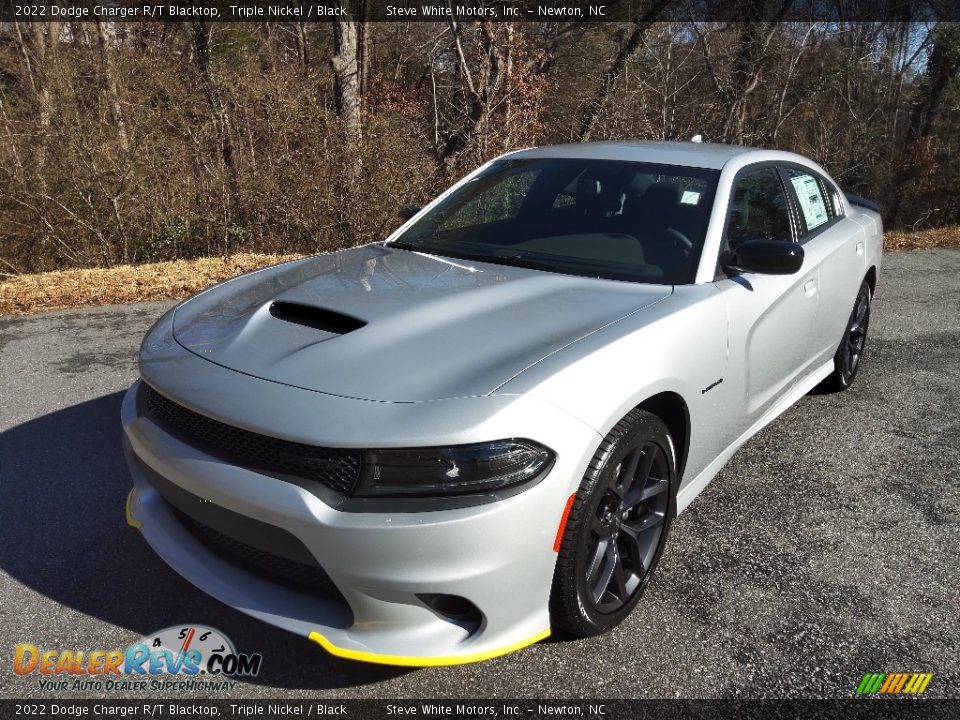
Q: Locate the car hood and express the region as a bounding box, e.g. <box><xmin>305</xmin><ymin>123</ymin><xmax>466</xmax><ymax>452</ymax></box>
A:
<box><xmin>172</xmin><ymin>244</ymin><xmax>671</xmax><ymax>402</ymax></box>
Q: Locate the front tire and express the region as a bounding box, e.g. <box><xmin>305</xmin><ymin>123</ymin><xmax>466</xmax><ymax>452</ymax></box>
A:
<box><xmin>824</xmin><ymin>280</ymin><xmax>871</xmax><ymax>392</ymax></box>
<box><xmin>550</xmin><ymin>409</ymin><xmax>676</xmax><ymax>637</ymax></box>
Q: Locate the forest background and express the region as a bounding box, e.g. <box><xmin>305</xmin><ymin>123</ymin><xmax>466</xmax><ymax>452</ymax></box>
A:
<box><xmin>1</xmin><ymin>10</ymin><xmax>959</xmax><ymax>278</ymax></box>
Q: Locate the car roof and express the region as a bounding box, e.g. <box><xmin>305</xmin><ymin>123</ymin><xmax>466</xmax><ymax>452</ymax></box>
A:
<box><xmin>506</xmin><ymin>141</ymin><xmax>796</xmax><ymax>171</ymax></box>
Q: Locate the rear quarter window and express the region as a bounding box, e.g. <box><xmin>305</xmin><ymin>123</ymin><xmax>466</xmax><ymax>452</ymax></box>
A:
<box><xmin>784</xmin><ymin>167</ymin><xmax>835</xmax><ymax>235</ymax></box>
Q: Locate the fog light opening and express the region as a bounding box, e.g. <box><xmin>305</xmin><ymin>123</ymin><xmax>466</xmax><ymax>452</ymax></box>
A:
<box><xmin>418</xmin><ymin>594</ymin><xmax>483</xmax><ymax>633</ymax></box>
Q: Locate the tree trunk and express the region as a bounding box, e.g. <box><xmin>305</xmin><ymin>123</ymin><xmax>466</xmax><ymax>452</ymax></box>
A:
<box><xmin>14</xmin><ymin>21</ymin><xmax>58</xmax><ymax>179</ymax></box>
<box><xmin>357</xmin><ymin>0</ymin><xmax>371</xmax><ymax>98</ymax></box>
<box><xmin>95</xmin><ymin>20</ymin><xmax>129</xmax><ymax>153</ymax></box>
<box><xmin>192</xmin><ymin>21</ymin><xmax>236</xmax><ymax>183</ymax></box>
<box><xmin>295</xmin><ymin>21</ymin><xmax>309</xmax><ymax>69</ymax></box>
<box><xmin>359</xmin><ymin>19</ymin><xmax>371</xmax><ymax>99</ymax></box>
<box><xmin>192</xmin><ymin>21</ymin><xmax>238</xmax><ymax>250</ymax></box>
<box><xmin>332</xmin><ymin>18</ymin><xmax>362</xmax><ymax>146</ymax></box>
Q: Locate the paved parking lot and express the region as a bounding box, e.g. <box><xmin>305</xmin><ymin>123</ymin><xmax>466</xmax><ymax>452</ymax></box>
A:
<box><xmin>1</xmin><ymin>249</ymin><xmax>957</xmax><ymax>699</ymax></box>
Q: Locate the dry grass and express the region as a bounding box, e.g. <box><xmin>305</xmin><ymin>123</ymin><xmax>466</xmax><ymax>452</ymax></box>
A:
<box><xmin>0</xmin><ymin>253</ymin><xmax>301</xmax><ymax>316</ymax></box>
<box><xmin>883</xmin><ymin>225</ymin><xmax>960</xmax><ymax>252</ymax></box>
<box><xmin>2</xmin><ymin>226</ymin><xmax>959</xmax><ymax>316</ymax></box>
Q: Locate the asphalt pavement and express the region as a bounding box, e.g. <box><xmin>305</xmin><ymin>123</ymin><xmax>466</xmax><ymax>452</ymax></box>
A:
<box><xmin>1</xmin><ymin>249</ymin><xmax>957</xmax><ymax>699</ymax></box>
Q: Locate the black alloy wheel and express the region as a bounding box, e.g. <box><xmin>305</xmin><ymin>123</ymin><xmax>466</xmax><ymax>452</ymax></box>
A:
<box><xmin>825</xmin><ymin>280</ymin><xmax>871</xmax><ymax>391</ymax></box>
<box><xmin>551</xmin><ymin>409</ymin><xmax>676</xmax><ymax>637</ymax></box>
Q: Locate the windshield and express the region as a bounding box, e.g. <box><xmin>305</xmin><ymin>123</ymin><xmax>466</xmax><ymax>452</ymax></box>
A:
<box><xmin>389</xmin><ymin>158</ymin><xmax>719</xmax><ymax>285</ymax></box>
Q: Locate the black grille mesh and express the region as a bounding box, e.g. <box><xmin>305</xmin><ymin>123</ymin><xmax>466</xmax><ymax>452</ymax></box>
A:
<box><xmin>142</xmin><ymin>383</ymin><xmax>361</xmax><ymax>495</ymax></box>
<box><xmin>172</xmin><ymin>508</ymin><xmax>348</xmax><ymax>603</ymax></box>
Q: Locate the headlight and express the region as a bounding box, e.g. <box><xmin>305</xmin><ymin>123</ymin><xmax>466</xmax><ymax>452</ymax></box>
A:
<box><xmin>354</xmin><ymin>439</ymin><xmax>554</xmax><ymax>497</ymax></box>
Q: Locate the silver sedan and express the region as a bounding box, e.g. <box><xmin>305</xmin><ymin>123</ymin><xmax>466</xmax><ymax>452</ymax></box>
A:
<box><xmin>122</xmin><ymin>141</ymin><xmax>882</xmax><ymax>666</ymax></box>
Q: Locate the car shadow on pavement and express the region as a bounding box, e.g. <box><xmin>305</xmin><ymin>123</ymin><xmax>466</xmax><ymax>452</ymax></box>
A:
<box><xmin>0</xmin><ymin>392</ymin><xmax>411</xmax><ymax>690</ymax></box>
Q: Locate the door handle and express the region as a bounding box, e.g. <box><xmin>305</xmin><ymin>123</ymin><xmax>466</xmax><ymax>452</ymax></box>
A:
<box><xmin>804</xmin><ymin>278</ymin><xmax>818</xmax><ymax>296</ymax></box>
<box><xmin>856</xmin><ymin>241</ymin><xmax>865</xmax><ymax>256</ymax></box>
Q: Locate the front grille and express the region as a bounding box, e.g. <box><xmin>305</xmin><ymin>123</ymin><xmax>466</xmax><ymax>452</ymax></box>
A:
<box><xmin>142</xmin><ymin>383</ymin><xmax>361</xmax><ymax>495</ymax></box>
<box><xmin>172</xmin><ymin>507</ymin><xmax>348</xmax><ymax>604</ymax></box>
<box><xmin>130</xmin><ymin>450</ymin><xmax>350</xmax><ymax>607</ymax></box>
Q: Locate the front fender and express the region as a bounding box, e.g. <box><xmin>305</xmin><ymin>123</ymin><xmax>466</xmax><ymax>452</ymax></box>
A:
<box><xmin>495</xmin><ymin>285</ymin><xmax>729</xmax><ymax>490</ymax></box>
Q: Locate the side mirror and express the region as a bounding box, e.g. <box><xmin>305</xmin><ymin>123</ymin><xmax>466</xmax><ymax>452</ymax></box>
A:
<box><xmin>722</xmin><ymin>239</ymin><xmax>804</xmax><ymax>275</ymax></box>
<box><xmin>398</xmin><ymin>206</ymin><xmax>422</xmax><ymax>222</ymax></box>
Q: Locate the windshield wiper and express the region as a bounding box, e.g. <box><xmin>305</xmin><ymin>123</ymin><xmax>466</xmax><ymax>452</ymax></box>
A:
<box><xmin>385</xmin><ymin>240</ymin><xmax>425</xmax><ymax>252</ymax></box>
<box><xmin>428</xmin><ymin>250</ymin><xmax>562</xmax><ymax>274</ymax></box>
<box><xmin>489</xmin><ymin>254</ymin><xmax>563</xmax><ymax>273</ymax></box>
<box><xmin>388</xmin><ymin>242</ymin><xmax>562</xmax><ymax>275</ymax></box>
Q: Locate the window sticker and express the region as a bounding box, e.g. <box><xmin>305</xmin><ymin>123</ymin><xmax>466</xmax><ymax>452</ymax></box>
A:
<box><xmin>681</xmin><ymin>190</ymin><xmax>701</xmax><ymax>205</ymax></box>
<box><xmin>790</xmin><ymin>174</ymin><xmax>829</xmax><ymax>231</ymax></box>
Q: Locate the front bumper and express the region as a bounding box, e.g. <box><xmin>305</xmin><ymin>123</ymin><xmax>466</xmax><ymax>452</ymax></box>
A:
<box><xmin>121</xmin><ymin>377</ymin><xmax>601</xmax><ymax>665</ymax></box>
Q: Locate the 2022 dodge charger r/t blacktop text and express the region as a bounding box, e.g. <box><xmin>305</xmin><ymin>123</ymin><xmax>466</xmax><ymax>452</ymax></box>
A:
<box><xmin>122</xmin><ymin>141</ymin><xmax>882</xmax><ymax>666</ymax></box>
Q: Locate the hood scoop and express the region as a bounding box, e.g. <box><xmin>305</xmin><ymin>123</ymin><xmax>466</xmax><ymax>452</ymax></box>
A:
<box><xmin>269</xmin><ymin>302</ymin><xmax>366</xmax><ymax>335</ymax></box>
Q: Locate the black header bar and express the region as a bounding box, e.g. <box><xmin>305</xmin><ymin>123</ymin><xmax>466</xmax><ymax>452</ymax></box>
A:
<box><xmin>1</xmin><ymin>0</ymin><xmax>957</xmax><ymax>23</ymax></box>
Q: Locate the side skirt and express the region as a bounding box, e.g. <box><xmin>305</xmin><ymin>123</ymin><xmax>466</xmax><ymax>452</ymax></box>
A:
<box><xmin>676</xmin><ymin>358</ymin><xmax>834</xmax><ymax>515</ymax></box>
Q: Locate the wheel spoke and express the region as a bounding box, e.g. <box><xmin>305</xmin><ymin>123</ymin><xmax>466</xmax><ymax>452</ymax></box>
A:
<box><xmin>639</xmin><ymin>477</ymin><xmax>669</xmax><ymax>502</ymax></box>
<box><xmin>614</xmin><ymin>448</ymin><xmax>642</xmax><ymax>497</ymax></box>
<box><xmin>623</xmin><ymin>476</ymin><xmax>666</xmax><ymax>511</ymax></box>
<box><xmin>613</xmin><ymin>552</ymin><xmax>629</xmax><ymax>600</ymax></box>
<box><xmin>591</xmin><ymin>542</ymin><xmax>617</xmax><ymax>604</ymax></box>
<box><xmin>846</xmin><ymin>335</ymin><xmax>861</xmax><ymax>373</ymax></box>
<box><xmin>623</xmin><ymin>447</ymin><xmax>642</xmax><ymax>482</ymax></box>
<box><xmin>590</xmin><ymin>513</ymin><xmax>607</xmax><ymax>534</ymax></box>
<box><xmin>624</xmin><ymin>510</ymin><xmax>665</xmax><ymax>535</ymax></box>
<box><xmin>636</xmin><ymin>445</ymin><xmax>657</xmax><ymax>484</ymax></box>
<box><xmin>621</xmin><ymin>446</ymin><xmax>661</xmax><ymax>508</ymax></box>
<box><xmin>586</xmin><ymin>537</ymin><xmax>608</xmax><ymax>586</ymax></box>
<box><xmin>618</xmin><ymin>524</ymin><xmax>649</xmax><ymax>574</ymax></box>
<box><xmin>854</xmin><ymin>298</ymin><xmax>868</xmax><ymax>327</ymax></box>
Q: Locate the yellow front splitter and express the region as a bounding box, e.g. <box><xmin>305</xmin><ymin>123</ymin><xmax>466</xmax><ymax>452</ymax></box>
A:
<box><xmin>125</xmin><ymin>489</ymin><xmax>142</xmax><ymax>529</ymax></box>
<box><xmin>308</xmin><ymin>628</ymin><xmax>551</xmax><ymax>667</ymax></box>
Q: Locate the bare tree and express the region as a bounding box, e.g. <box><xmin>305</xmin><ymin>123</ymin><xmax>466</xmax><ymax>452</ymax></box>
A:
<box><xmin>885</xmin><ymin>22</ymin><xmax>960</xmax><ymax>227</ymax></box>
<box><xmin>577</xmin><ymin>1</ymin><xmax>670</xmax><ymax>142</ymax></box>
<box><xmin>13</xmin><ymin>21</ymin><xmax>60</xmax><ymax>178</ymax></box>
<box><xmin>694</xmin><ymin>0</ymin><xmax>794</xmax><ymax>144</ymax></box>
<box><xmin>94</xmin><ymin>20</ymin><xmax>129</xmax><ymax>153</ymax></box>
<box><xmin>332</xmin><ymin>17</ymin><xmax>362</xmax><ymax>145</ymax></box>
<box><xmin>295</xmin><ymin>21</ymin><xmax>309</xmax><ymax>68</ymax></box>
<box><xmin>191</xmin><ymin>20</ymin><xmax>239</xmax><ymax>251</ymax></box>
<box><xmin>358</xmin><ymin>2</ymin><xmax>372</xmax><ymax>98</ymax></box>
<box><xmin>433</xmin><ymin>18</ymin><xmax>508</xmax><ymax>168</ymax></box>
<box><xmin>192</xmin><ymin>21</ymin><xmax>236</xmax><ymax>183</ymax></box>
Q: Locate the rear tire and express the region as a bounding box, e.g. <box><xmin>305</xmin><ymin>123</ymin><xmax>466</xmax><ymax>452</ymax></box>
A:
<box><xmin>550</xmin><ymin>409</ymin><xmax>676</xmax><ymax>637</ymax></box>
<box><xmin>823</xmin><ymin>280</ymin><xmax>871</xmax><ymax>392</ymax></box>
